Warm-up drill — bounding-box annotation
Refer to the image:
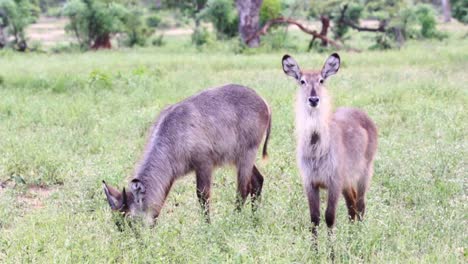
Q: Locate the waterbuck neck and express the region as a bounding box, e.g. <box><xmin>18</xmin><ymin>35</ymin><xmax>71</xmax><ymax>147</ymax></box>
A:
<box><xmin>295</xmin><ymin>89</ymin><xmax>333</xmax><ymax>157</ymax></box>
<box><xmin>132</xmin><ymin>139</ymin><xmax>175</xmax><ymax>211</ymax></box>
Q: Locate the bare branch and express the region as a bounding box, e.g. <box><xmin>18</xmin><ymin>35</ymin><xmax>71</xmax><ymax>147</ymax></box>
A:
<box><xmin>337</xmin><ymin>4</ymin><xmax>386</xmax><ymax>33</ymax></box>
<box><xmin>247</xmin><ymin>17</ymin><xmax>343</xmax><ymax>49</ymax></box>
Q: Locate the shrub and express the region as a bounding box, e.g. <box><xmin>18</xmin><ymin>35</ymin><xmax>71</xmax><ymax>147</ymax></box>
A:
<box><xmin>260</xmin><ymin>28</ymin><xmax>298</xmax><ymax>51</ymax></box>
<box><xmin>199</xmin><ymin>0</ymin><xmax>238</xmax><ymax>39</ymax></box>
<box><xmin>331</xmin><ymin>2</ymin><xmax>363</xmax><ymax>40</ymax></box>
<box><xmin>191</xmin><ymin>26</ymin><xmax>213</xmax><ymax>46</ymax></box>
<box><xmin>260</xmin><ymin>0</ymin><xmax>281</xmax><ymax>25</ymax></box>
<box><xmin>146</xmin><ymin>14</ymin><xmax>161</xmax><ymax>28</ymax></box>
<box><xmin>151</xmin><ymin>34</ymin><xmax>164</xmax><ymax>47</ymax></box>
<box><xmin>452</xmin><ymin>0</ymin><xmax>468</xmax><ymax>24</ymax></box>
<box><xmin>414</xmin><ymin>4</ymin><xmax>446</xmax><ymax>39</ymax></box>
<box><xmin>122</xmin><ymin>7</ymin><xmax>151</xmax><ymax>47</ymax></box>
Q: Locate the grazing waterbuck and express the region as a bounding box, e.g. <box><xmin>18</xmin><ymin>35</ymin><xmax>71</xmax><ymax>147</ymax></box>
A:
<box><xmin>103</xmin><ymin>84</ymin><xmax>271</xmax><ymax>225</ymax></box>
<box><xmin>281</xmin><ymin>53</ymin><xmax>378</xmax><ymax>236</ymax></box>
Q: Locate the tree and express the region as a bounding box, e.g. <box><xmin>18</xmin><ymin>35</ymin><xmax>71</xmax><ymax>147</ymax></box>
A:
<box><xmin>236</xmin><ymin>0</ymin><xmax>263</xmax><ymax>47</ymax></box>
<box><xmin>0</xmin><ymin>0</ymin><xmax>38</xmax><ymax>51</ymax></box>
<box><xmin>0</xmin><ymin>8</ymin><xmax>7</xmax><ymax>48</ymax></box>
<box><xmin>63</xmin><ymin>0</ymin><xmax>134</xmax><ymax>49</ymax></box>
<box><xmin>251</xmin><ymin>0</ymin><xmax>446</xmax><ymax>51</ymax></box>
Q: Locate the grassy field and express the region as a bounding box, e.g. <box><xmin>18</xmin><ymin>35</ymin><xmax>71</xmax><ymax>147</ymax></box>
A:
<box><xmin>0</xmin><ymin>26</ymin><xmax>467</xmax><ymax>263</ymax></box>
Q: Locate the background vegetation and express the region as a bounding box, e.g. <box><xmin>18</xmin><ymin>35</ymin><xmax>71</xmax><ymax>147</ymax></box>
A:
<box><xmin>0</xmin><ymin>0</ymin><xmax>467</xmax><ymax>263</ymax></box>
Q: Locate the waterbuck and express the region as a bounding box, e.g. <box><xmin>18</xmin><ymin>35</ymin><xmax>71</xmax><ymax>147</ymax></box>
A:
<box><xmin>103</xmin><ymin>84</ymin><xmax>271</xmax><ymax>225</ymax></box>
<box><xmin>281</xmin><ymin>54</ymin><xmax>378</xmax><ymax>236</ymax></box>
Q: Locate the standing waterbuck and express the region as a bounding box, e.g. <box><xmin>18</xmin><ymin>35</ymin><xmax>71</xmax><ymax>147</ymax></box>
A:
<box><xmin>103</xmin><ymin>84</ymin><xmax>271</xmax><ymax>225</ymax></box>
<box><xmin>282</xmin><ymin>54</ymin><xmax>378</xmax><ymax>236</ymax></box>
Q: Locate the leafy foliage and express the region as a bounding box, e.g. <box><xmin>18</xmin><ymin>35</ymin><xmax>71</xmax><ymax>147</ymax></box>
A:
<box><xmin>63</xmin><ymin>0</ymin><xmax>126</xmax><ymax>49</ymax></box>
<box><xmin>191</xmin><ymin>25</ymin><xmax>213</xmax><ymax>47</ymax></box>
<box><xmin>0</xmin><ymin>0</ymin><xmax>39</xmax><ymax>50</ymax></box>
<box><xmin>309</xmin><ymin>0</ymin><xmax>447</xmax><ymax>50</ymax></box>
<box><xmin>63</xmin><ymin>0</ymin><xmax>151</xmax><ymax>49</ymax></box>
<box><xmin>121</xmin><ymin>7</ymin><xmax>152</xmax><ymax>47</ymax></box>
<box><xmin>146</xmin><ymin>14</ymin><xmax>161</xmax><ymax>28</ymax></box>
<box><xmin>414</xmin><ymin>4</ymin><xmax>446</xmax><ymax>39</ymax></box>
<box><xmin>452</xmin><ymin>0</ymin><xmax>468</xmax><ymax>24</ymax></box>
<box><xmin>199</xmin><ymin>0</ymin><xmax>238</xmax><ymax>39</ymax></box>
<box><xmin>260</xmin><ymin>0</ymin><xmax>281</xmax><ymax>25</ymax></box>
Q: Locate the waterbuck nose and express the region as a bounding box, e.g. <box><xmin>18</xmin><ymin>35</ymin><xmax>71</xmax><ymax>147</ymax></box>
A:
<box><xmin>308</xmin><ymin>96</ymin><xmax>320</xmax><ymax>107</ymax></box>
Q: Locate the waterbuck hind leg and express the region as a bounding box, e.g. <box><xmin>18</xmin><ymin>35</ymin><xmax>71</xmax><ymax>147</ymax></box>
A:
<box><xmin>196</xmin><ymin>166</ymin><xmax>213</xmax><ymax>223</ymax></box>
<box><xmin>235</xmin><ymin>150</ymin><xmax>256</xmax><ymax>211</ymax></box>
<box><xmin>250</xmin><ymin>165</ymin><xmax>265</xmax><ymax>211</ymax></box>
<box><xmin>356</xmin><ymin>190</ymin><xmax>366</xmax><ymax>221</ymax></box>
<box><xmin>357</xmin><ymin>167</ymin><xmax>372</xmax><ymax>221</ymax></box>
<box><xmin>342</xmin><ymin>187</ymin><xmax>358</xmax><ymax>221</ymax></box>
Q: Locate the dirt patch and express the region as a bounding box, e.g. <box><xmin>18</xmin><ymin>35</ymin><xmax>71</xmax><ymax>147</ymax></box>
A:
<box><xmin>17</xmin><ymin>185</ymin><xmax>57</xmax><ymax>210</ymax></box>
<box><xmin>1</xmin><ymin>180</ymin><xmax>57</xmax><ymax>210</ymax></box>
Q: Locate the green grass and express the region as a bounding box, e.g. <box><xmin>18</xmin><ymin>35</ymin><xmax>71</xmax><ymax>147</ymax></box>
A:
<box><xmin>0</xmin><ymin>28</ymin><xmax>467</xmax><ymax>263</ymax></box>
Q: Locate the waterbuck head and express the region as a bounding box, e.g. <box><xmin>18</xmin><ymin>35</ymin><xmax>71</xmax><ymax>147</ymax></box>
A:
<box><xmin>282</xmin><ymin>53</ymin><xmax>340</xmax><ymax>109</ymax></box>
<box><xmin>102</xmin><ymin>179</ymin><xmax>149</xmax><ymax>226</ymax></box>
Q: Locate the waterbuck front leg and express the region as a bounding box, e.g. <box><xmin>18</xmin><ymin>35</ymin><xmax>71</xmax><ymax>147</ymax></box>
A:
<box><xmin>196</xmin><ymin>164</ymin><xmax>213</xmax><ymax>223</ymax></box>
<box><xmin>305</xmin><ymin>184</ymin><xmax>321</xmax><ymax>238</ymax></box>
<box><xmin>250</xmin><ymin>165</ymin><xmax>264</xmax><ymax>211</ymax></box>
<box><xmin>325</xmin><ymin>186</ymin><xmax>340</xmax><ymax>231</ymax></box>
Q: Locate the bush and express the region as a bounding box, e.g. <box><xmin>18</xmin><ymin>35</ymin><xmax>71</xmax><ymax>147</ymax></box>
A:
<box><xmin>260</xmin><ymin>0</ymin><xmax>281</xmax><ymax>25</ymax></box>
<box><xmin>45</xmin><ymin>6</ymin><xmax>62</xmax><ymax>17</ymax></box>
<box><xmin>199</xmin><ymin>0</ymin><xmax>238</xmax><ymax>39</ymax></box>
<box><xmin>331</xmin><ymin>2</ymin><xmax>363</xmax><ymax>40</ymax></box>
<box><xmin>50</xmin><ymin>43</ymin><xmax>82</xmax><ymax>53</ymax></box>
<box><xmin>151</xmin><ymin>34</ymin><xmax>164</xmax><ymax>47</ymax></box>
<box><xmin>260</xmin><ymin>28</ymin><xmax>298</xmax><ymax>51</ymax></box>
<box><xmin>191</xmin><ymin>26</ymin><xmax>213</xmax><ymax>47</ymax></box>
<box><xmin>452</xmin><ymin>0</ymin><xmax>468</xmax><ymax>24</ymax></box>
<box><xmin>146</xmin><ymin>14</ymin><xmax>161</xmax><ymax>28</ymax></box>
<box><xmin>122</xmin><ymin>7</ymin><xmax>151</xmax><ymax>47</ymax></box>
<box><xmin>414</xmin><ymin>4</ymin><xmax>446</xmax><ymax>39</ymax></box>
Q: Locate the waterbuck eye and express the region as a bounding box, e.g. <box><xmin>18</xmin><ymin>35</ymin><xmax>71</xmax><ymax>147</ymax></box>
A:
<box><xmin>300</xmin><ymin>80</ymin><xmax>306</xmax><ymax>85</ymax></box>
<box><xmin>319</xmin><ymin>79</ymin><xmax>324</xmax><ymax>84</ymax></box>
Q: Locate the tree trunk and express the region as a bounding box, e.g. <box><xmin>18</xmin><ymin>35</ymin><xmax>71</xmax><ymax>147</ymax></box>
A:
<box><xmin>155</xmin><ymin>0</ymin><xmax>162</xmax><ymax>9</ymax></box>
<box><xmin>91</xmin><ymin>34</ymin><xmax>112</xmax><ymax>50</ymax></box>
<box><xmin>236</xmin><ymin>0</ymin><xmax>263</xmax><ymax>47</ymax></box>
<box><xmin>0</xmin><ymin>27</ymin><xmax>6</xmax><ymax>48</ymax></box>
<box><xmin>441</xmin><ymin>0</ymin><xmax>451</xmax><ymax>22</ymax></box>
<box><xmin>194</xmin><ymin>0</ymin><xmax>207</xmax><ymax>27</ymax></box>
<box><xmin>319</xmin><ymin>15</ymin><xmax>330</xmax><ymax>46</ymax></box>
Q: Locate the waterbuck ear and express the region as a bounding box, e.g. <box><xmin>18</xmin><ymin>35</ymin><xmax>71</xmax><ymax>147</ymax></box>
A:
<box><xmin>321</xmin><ymin>53</ymin><xmax>340</xmax><ymax>79</ymax></box>
<box><xmin>282</xmin><ymin>54</ymin><xmax>302</xmax><ymax>81</ymax></box>
<box><xmin>121</xmin><ymin>187</ymin><xmax>127</xmax><ymax>207</ymax></box>
<box><xmin>103</xmin><ymin>180</ymin><xmax>123</xmax><ymax>210</ymax></box>
<box><xmin>131</xmin><ymin>179</ymin><xmax>145</xmax><ymax>204</ymax></box>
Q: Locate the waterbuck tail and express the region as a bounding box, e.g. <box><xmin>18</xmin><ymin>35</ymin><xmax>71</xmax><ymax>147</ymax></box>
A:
<box><xmin>262</xmin><ymin>110</ymin><xmax>272</xmax><ymax>160</ymax></box>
